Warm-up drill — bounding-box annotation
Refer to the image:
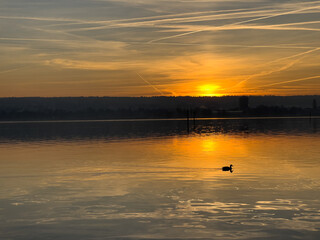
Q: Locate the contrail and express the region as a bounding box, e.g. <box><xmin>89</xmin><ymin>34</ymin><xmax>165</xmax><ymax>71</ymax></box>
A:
<box><xmin>226</xmin><ymin>59</ymin><xmax>302</xmax><ymax>91</ymax></box>
<box><xmin>136</xmin><ymin>73</ymin><xmax>165</xmax><ymax>96</ymax></box>
<box><xmin>48</xmin><ymin>6</ymin><xmax>276</xmax><ymax>30</ymax></box>
<box><xmin>148</xmin><ymin>4</ymin><xmax>320</xmax><ymax>43</ymax></box>
<box><xmin>0</xmin><ymin>37</ymin><xmax>70</xmax><ymax>42</ymax></box>
<box><xmin>268</xmin><ymin>47</ymin><xmax>320</xmax><ymax>64</ymax></box>
<box><xmin>148</xmin><ymin>30</ymin><xmax>204</xmax><ymax>43</ymax></box>
<box><xmin>145</xmin><ymin>42</ymin><xmax>317</xmax><ymax>49</ymax></box>
<box><xmin>227</xmin><ymin>47</ymin><xmax>320</xmax><ymax>91</ymax></box>
<box><xmin>0</xmin><ymin>67</ymin><xmax>25</xmax><ymax>74</ymax></box>
<box><xmin>255</xmin><ymin>75</ymin><xmax>320</xmax><ymax>89</ymax></box>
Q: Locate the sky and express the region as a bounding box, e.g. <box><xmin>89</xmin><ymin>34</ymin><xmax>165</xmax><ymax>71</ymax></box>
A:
<box><xmin>0</xmin><ymin>0</ymin><xmax>320</xmax><ymax>97</ymax></box>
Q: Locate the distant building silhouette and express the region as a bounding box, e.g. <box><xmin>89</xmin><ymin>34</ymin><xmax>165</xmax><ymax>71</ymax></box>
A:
<box><xmin>313</xmin><ymin>99</ymin><xmax>317</xmax><ymax>109</ymax></box>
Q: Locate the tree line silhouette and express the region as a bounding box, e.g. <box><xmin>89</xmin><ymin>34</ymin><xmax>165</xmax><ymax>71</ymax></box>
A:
<box><xmin>0</xmin><ymin>96</ymin><xmax>319</xmax><ymax>121</ymax></box>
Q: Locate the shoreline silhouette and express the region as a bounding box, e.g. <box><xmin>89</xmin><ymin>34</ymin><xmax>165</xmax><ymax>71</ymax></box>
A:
<box><xmin>0</xmin><ymin>96</ymin><xmax>319</xmax><ymax>121</ymax></box>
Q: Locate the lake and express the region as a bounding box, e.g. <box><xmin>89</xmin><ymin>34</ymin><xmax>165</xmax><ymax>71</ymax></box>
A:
<box><xmin>0</xmin><ymin>118</ymin><xmax>319</xmax><ymax>239</ymax></box>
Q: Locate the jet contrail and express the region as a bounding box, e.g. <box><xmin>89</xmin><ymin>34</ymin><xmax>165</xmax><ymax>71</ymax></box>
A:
<box><xmin>268</xmin><ymin>47</ymin><xmax>320</xmax><ymax>64</ymax></box>
<box><xmin>0</xmin><ymin>67</ymin><xmax>25</xmax><ymax>74</ymax></box>
<box><xmin>227</xmin><ymin>47</ymin><xmax>320</xmax><ymax>91</ymax></box>
<box><xmin>136</xmin><ymin>73</ymin><xmax>165</xmax><ymax>96</ymax></box>
<box><xmin>148</xmin><ymin>4</ymin><xmax>320</xmax><ymax>43</ymax></box>
<box><xmin>255</xmin><ymin>75</ymin><xmax>320</xmax><ymax>89</ymax></box>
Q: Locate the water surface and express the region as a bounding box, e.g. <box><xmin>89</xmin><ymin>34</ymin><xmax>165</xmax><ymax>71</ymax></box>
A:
<box><xmin>0</xmin><ymin>118</ymin><xmax>319</xmax><ymax>239</ymax></box>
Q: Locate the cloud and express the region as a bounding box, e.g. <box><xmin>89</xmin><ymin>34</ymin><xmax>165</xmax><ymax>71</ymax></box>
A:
<box><xmin>148</xmin><ymin>4</ymin><xmax>320</xmax><ymax>42</ymax></box>
<box><xmin>45</xmin><ymin>58</ymin><xmax>135</xmax><ymax>70</ymax></box>
<box><xmin>1</xmin><ymin>0</ymin><xmax>320</xmax><ymax>96</ymax></box>
<box><xmin>256</xmin><ymin>75</ymin><xmax>320</xmax><ymax>88</ymax></box>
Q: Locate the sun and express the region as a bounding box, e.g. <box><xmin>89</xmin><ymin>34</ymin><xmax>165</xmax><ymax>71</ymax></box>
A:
<box><xmin>198</xmin><ymin>84</ymin><xmax>222</xmax><ymax>96</ymax></box>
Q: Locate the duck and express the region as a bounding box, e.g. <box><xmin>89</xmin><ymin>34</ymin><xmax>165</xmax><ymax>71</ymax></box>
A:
<box><xmin>222</xmin><ymin>164</ymin><xmax>233</xmax><ymax>173</ymax></box>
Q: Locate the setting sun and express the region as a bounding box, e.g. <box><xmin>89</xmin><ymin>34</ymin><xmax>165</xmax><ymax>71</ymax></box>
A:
<box><xmin>198</xmin><ymin>84</ymin><xmax>222</xmax><ymax>96</ymax></box>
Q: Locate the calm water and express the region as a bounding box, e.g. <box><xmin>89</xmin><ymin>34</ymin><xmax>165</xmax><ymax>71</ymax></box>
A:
<box><xmin>0</xmin><ymin>118</ymin><xmax>319</xmax><ymax>240</ymax></box>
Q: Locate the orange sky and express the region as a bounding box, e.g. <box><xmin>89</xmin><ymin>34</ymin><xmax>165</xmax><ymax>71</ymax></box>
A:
<box><xmin>1</xmin><ymin>0</ymin><xmax>320</xmax><ymax>97</ymax></box>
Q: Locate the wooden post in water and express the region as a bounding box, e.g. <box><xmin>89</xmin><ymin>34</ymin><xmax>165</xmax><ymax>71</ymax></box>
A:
<box><xmin>309</xmin><ymin>111</ymin><xmax>312</xmax><ymax>121</ymax></box>
<box><xmin>193</xmin><ymin>109</ymin><xmax>196</xmax><ymax>130</ymax></box>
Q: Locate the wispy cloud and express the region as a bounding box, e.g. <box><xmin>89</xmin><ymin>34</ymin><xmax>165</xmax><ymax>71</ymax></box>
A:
<box><xmin>0</xmin><ymin>67</ymin><xmax>25</xmax><ymax>74</ymax></box>
<box><xmin>1</xmin><ymin>0</ymin><xmax>320</xmax><ymax>96</ymax></box>
<box><xmin>226</xmin><ymin>47</ymin><xmax>320</xmax><ymax>92</ymax></box>
<box><xmin>45</xmin><ymin>58</ymin><xmax>138</xmax><ymax>70</ymax></box>
<box><xmin>136</xmin><ymin>73</ymin><xmax>165</xmax><ymax>96</ymax></box>
<box><xmin>255</xmin><ymin>75</ymin><xmax>320</xmax><ymax>89</ymax></box>
<box><xmin>149</xmin><ymin>4</ymin><xmax>320</xmax><ymax>43</ymax></box>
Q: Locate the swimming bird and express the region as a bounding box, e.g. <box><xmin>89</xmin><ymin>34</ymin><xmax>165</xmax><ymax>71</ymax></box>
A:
<box><xmin>222</xmin><ymin>164</ymin><xmax>233</xmax><ymax>173</ymax></box>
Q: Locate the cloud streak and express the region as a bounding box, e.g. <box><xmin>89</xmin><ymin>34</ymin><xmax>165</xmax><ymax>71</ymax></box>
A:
<box><xmin>136</xmin><ymin>73</ymin><xmax>165</xmax><ymax>96</ymax></box>
<box><xmin>149</xmin><ymin>4</ymin><xmax>320</xmax><ymax>43</ymax></box>
<box><xmin>255</xmin><ymin>75</ymin><xmax>320</xmax><ymax>89</ymax></box>
<box><xmin>227</xmin><ymin>47</ymin><xmax>320</xmax><ymax>92</ymax></box>
<box><xmin>0</xmin><ymin>0</ymin><xmax>320</xmax><ymax>96</ymax></box>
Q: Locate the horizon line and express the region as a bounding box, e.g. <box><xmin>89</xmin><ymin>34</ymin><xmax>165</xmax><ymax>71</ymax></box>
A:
<box><xmin>0</xmin><ymin>94</ymin><xmax>320</xmax><ymax>98</ymax></box>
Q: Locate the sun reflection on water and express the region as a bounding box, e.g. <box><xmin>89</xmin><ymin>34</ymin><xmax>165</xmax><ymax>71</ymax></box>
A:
<box><xmin>0</xmin><ymin>119</ymin><xmax>319</xmax><ymax>239</ymax></box>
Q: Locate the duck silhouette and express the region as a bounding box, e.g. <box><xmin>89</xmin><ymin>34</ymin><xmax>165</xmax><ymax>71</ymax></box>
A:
<box><xmin>222</xmin><ymin>164</ymin><xmax>233</xmax><ymax>173</ymax></box>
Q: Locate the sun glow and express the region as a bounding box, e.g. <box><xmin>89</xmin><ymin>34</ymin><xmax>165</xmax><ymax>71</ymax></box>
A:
<box><xmin>198</xmin><ymin>84</ymin><xmax>223</xmax><ymax>96</ymax></box>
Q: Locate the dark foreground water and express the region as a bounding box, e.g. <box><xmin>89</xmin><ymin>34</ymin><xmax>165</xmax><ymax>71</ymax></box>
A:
<box><xmin>0</xmin><ymin>118</ymin><xmax>319</xmax><ymax>240</ymax></box>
